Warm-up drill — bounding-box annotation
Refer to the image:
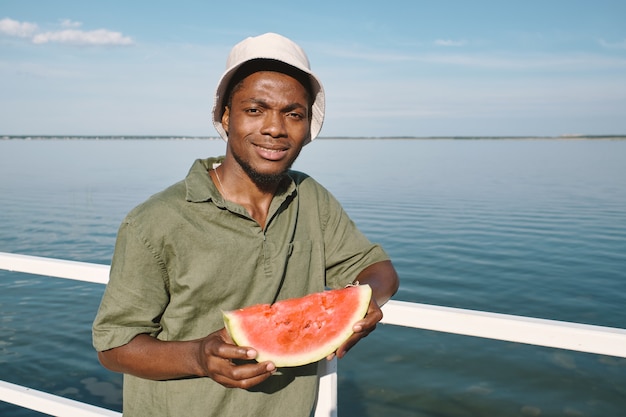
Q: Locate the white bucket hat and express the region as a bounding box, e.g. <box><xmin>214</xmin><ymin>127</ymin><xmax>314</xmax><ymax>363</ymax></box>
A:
<box><xmin>212</xmin><ymin>33</ymin><xmax>325</xmax><ymax>143</ymax></box>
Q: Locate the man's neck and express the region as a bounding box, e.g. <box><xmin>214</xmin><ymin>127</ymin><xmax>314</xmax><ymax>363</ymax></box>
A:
<box><xmin>212</xmin><ymin>160</ymin><xmax>283</xmax><ymax>228</ymax></box>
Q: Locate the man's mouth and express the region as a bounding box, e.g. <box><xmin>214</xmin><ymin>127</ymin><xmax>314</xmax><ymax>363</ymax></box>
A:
<box><xmin>257</xmin><ymin>145</ymin><xmax>285</xmax><ymax>153</ymax></box>
<box><xmin>254</xmin><ymin>143</ymin><xmax>289</xmax><ymax>161</ymax></box>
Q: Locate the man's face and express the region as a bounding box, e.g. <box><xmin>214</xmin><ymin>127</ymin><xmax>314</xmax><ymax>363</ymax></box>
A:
<box><xmin>222</xmin><ymin>70</ymin><xmax>311</xmax><ymax>185</ymax></box>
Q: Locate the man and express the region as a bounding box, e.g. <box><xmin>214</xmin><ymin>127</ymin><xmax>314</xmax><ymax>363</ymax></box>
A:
<box><xmin>93</xmin><ymin>32</ymin><xmax>399</xmax><ymax>417</ymax></box>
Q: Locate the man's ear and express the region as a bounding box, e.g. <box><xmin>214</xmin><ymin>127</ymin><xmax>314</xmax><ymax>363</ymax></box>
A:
<box><xmin>221</xmin><ymin>106</ymin><xmax>230</xmax><ymax>135</ymax></box>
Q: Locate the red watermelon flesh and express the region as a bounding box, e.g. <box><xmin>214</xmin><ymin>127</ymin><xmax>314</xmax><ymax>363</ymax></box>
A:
<box><xmin>223</xmin><ymin>284</ymin><xmax>372</xmax><ymax>367</ymax></box>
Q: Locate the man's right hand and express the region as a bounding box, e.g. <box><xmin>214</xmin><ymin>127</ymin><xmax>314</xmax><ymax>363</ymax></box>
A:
<box><xmin>197</xmin><ymin>328</ymin><xmax>276</xmax><ymax>389</ymax></box>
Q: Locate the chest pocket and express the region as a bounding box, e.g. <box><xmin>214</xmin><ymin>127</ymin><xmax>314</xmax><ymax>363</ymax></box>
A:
<box><xmin>273</xmin><ymin>240</ymin><xmax>325</xmax><ymax>301</ymax></box>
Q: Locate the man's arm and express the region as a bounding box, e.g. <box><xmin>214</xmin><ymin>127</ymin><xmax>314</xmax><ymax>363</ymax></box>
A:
<box><xmin>332</xmin><ymin>260</ymin><xmax>399</xmax><ymax>359</ymax></box>
<box><xmin>353</xmin><ymin>259</ymin><xmax>399</xmax><ymax>307</ymax></box>
<box><xmin>97</xmin><ymin>329</ymin><xmax>276</xmax><ymax>389</ymax></box>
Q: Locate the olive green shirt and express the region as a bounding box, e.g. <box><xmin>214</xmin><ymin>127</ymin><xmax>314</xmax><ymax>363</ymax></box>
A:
<box><xmin>92</xmin><ymin>157</ymin><xmax>389</xmax><ymax>417</ymax></box>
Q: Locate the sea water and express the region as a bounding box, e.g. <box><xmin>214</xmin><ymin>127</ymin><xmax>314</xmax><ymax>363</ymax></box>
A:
<box><xmin>1</xmin><ymin>138</ymin><xmax>625</xmax><ymax>416</ymax></box>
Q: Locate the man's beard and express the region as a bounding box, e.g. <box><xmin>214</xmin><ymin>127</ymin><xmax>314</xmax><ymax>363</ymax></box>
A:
<box><xmin>232</xmin><ymin>150</ymin><xmax>296</xmax><ymax>187</ymax></box>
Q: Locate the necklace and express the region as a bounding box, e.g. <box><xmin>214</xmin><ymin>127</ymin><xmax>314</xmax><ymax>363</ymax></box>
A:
<box><xmin>213</xmin><ymin>166</ymin><xmax>227</xmax><ymax>200</ymax></box>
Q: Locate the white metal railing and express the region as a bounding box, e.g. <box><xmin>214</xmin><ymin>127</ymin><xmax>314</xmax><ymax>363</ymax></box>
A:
<box><xmin>1</xmin><ymin>251</ymin><xmax>626</xmax><ymax>416</ymax></box>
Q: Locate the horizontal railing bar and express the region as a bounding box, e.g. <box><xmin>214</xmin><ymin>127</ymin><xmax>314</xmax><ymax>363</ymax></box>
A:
<box><xmin>0</xmin><ymin>252</ymin><xmax>110</xmax><ymax>284</ymax></box>
<box><xmin>0</xmin><ymin>380</ymin><xmax>121</xmax><ymax>417</ymax></box>
<box><xmin>380</xmin><ymin>300</ymin><xmax>626</xmax><ymax>358</ymax></box>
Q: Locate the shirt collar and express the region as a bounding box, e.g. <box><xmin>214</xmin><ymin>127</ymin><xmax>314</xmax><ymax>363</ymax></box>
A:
<box><xmin>185</xmin><ymin>157</ymin><xmax>222</xmax><ymax>203</ymax></box>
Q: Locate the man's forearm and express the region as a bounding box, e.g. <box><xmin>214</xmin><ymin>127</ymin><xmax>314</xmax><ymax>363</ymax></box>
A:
<box><xmin>354</xmin><ymin>260</ymin><xmax>399</xmax><ymax>306</ymax></box>
<box><xmin>97</xmin><ymin>334</ymin><xmax>204</xmax><ymax>381</ymax></box>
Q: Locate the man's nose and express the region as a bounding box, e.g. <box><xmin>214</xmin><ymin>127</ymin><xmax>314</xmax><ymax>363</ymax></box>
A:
<box><xmin>261</xmin><ymin>111</ymin><xmax>287</xmax><ymax>138</ymax></box>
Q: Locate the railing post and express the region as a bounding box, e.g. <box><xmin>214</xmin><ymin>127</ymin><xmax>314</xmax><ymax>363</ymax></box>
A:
<box><xmin>314</xmin><ymin>358</ymin><xmax>338</xmax><ymax>417</ymax></box>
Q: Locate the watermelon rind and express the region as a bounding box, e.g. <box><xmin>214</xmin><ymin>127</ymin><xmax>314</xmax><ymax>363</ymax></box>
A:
<box><xmin>223</xmin><ymin>284</ymin><xmax>372</xmax><ymax>367</ymax></box>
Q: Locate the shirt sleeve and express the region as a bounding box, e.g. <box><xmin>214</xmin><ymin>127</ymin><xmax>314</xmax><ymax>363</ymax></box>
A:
<box><xmin>319</xmin><ymin>186</ymin><xmax>390</xmax><ymax>289</ymax></box>
<box><xmin>92</xmin><ymin>217</ymin><xmax>170</xmax><ymax>352</ymax></box>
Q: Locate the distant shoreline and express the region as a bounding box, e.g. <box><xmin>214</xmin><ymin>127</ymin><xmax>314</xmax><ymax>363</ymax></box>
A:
<box><xmin>320</xmin><ymin>135</ymin><xmax>626</xmax><ymax>140</ymax></box>
<box><xmin>2</xmin><ymin>135</ymin><xmax>626</xmax><ymax>141</ymax></box>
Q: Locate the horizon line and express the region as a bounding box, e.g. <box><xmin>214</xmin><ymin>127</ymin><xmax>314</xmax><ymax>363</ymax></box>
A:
<box><xmin>3</xmin><ymin>134</ymin><xmax>626</xmax><ymax>140</ymax></box>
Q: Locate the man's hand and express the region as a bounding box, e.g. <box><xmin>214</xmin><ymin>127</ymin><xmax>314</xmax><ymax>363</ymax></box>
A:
<box><xmin>327</xmin><ymin>298</ymin><xmax>382</xmax><ymax>360</ymax></box>
<box><xmin>197</xmin><ymin>328</ymin><xmax>276</xmax><ymax>389</ymax></box>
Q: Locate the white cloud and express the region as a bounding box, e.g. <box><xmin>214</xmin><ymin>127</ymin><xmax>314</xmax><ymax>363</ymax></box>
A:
<box><xmin>325</xmin><ymin>42</ymin><xmax>626</xmax><ymax>72</ymax></box>
<box><xmin>434</xmin><ymin>39</ymin><xmax>467</xmax><ymax>47</ymax></box>
<box><xmin>0</xmin><ymin>59</ymin><xmax>86</xmax><ymax>79</ymax></box>
<box><xmin>60</xmin><ymin>19</ymin><xmax>82</xmax><ymax>28</ymax></box>
<box><xmin>32</xmin><ymin>29</ymin><xmax>133</xmax><ymax>46</ymax></box>
<box><xmin>0</xmin><ymin>17</ymin><xmax>38</xmax><ymax>38</ymax></box>
<box><xmin>599</xmin><ymin>38</ymin><xmax>626</xmax><ymax>50</ymax></box>
<box><xmin>417</xmin><ymin>52</ymin><xmax>626</xmax><ymax>71</ymax></box>
<box><xmin>0</xmin><ymin>17</ymin><xmax>133</xmax><ymax>46</ymax></box>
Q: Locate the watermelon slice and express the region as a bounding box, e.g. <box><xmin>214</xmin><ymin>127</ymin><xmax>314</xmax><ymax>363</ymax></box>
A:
<box><xmin>223</xmin><ymin>284</ymin><xmax>372</xmax><ymax>367</ymax></box>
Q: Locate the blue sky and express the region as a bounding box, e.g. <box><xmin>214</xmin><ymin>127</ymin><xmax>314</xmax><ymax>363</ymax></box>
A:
<box><xmin>1</xmin><ymin>0</ymin><xmax>625</xmax><ymax>137</ymax></box>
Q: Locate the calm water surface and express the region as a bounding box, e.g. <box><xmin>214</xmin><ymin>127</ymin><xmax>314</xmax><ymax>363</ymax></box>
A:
<box><xmin>1</xmin><ymin>138</ymin><xmax>625</xmax><ymax>416</ymax></box>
